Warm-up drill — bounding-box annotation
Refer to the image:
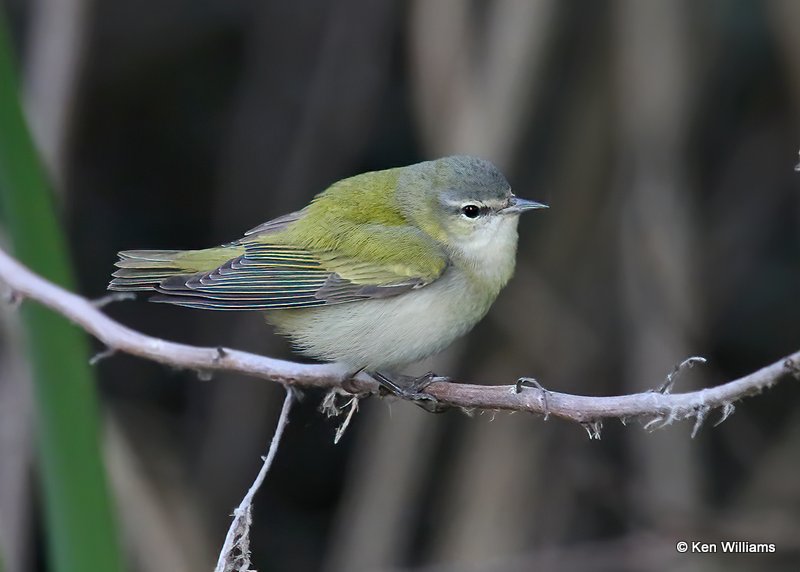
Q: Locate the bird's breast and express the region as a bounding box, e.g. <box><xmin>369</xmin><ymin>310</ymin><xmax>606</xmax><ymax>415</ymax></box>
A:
<box><xmin>265</xmin><ymin>267</ymin><xmax>498</xmax><ymax>371</ymax></box>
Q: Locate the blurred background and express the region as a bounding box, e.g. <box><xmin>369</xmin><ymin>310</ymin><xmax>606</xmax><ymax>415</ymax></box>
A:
<box><xmin>1</xmin><ymin>0</ymin><xmax>799</xmax><ymax>571</ymax></box>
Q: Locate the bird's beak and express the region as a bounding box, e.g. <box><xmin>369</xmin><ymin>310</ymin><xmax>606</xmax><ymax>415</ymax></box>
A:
<box><xmin>501</xmin><ymin>196</ymin><xmax>549</xmax><ymax>214</ymax></box>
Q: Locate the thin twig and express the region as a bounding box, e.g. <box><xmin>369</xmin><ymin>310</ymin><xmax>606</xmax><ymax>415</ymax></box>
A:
<box><xmin>656</xmin><ymin>356</ymin><xmax>707</xmax><ymax>394</ymax></box>
<box><xmin>334</xmin><ymin>395</ymin><xmax>360</xmax><ymax>444</ymax></box>
<box><xmin>91</xmin><ymin>291</ymin><xmax>135</xmax><ymax>308</ymax></box>
<box><xmin>0</xmin><ymin>246</ymin><xmax>797</xmax><ymax>429</ymax></box>
<box><xmin>214</xmin><ymin>388</ymin><xmax>294</xmax><ymax>572</ymax></box>
<box><xmin>88</xmin><ymin>346</ymin><xmax>116</xmax><ymax>366</ymax></box>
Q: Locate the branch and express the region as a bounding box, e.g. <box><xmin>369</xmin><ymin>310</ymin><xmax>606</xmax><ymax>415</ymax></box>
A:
<box><xmin>214</xmin><ymin>388</ymin><xmax>294</xmax><ymax>572</ymax></box>
<box><xmin>0</xmin><ymin>246</ymin><xmax>797</xmax><ymax>435</ymax></box>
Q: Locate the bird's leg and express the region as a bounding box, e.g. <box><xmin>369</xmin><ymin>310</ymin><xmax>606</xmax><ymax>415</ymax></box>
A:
<box><xmin>370</xmin><ymin>371</ymin><xmax>449</xmax><ymax>413</ymax></box>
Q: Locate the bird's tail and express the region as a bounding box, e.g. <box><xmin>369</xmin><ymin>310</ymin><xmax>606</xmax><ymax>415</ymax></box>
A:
<box><xmin>108</xmin><ymin>247</ymin><xmax>238</xmax><ymax>291</ymax></box>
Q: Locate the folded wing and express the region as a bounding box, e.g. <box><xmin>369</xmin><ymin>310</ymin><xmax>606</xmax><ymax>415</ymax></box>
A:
<box><xmin>111</xmin><ymin>223</ymin><xmax>448</xmax><ymax>311</ymax></box>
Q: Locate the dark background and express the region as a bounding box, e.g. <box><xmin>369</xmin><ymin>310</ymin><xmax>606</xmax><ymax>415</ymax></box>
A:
<box><xmin>1</xmin><ymin>1</ymin><xmax>799</xmax><ymax>571</ymax></box>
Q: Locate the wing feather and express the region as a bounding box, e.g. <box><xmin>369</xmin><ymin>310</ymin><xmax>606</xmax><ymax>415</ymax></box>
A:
<box><xmin>142</xmin><ymin>211</ymin><xmax>449</xmax><ymax>310</ymax></box>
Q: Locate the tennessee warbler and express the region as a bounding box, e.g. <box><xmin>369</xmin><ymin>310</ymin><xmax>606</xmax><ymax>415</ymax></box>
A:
<box><xmin>110</xmin><ymin>156</ymin><xmax>547</xmax><ymax>389</ymax></box>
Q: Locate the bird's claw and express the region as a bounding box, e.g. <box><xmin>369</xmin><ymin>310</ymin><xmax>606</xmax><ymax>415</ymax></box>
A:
<box><xmin>516</xmin><ymin>377</ymin><xmax>550</xmax><ymax>420</ymax></box>
<box><xmin>371</xmin><ymin>371</ymin><xmax>449</xmax><ymax>413</ymax></box>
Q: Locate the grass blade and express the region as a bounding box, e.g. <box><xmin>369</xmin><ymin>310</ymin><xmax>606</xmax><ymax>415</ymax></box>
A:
<box><xmin>0</xmin><ymin>12</ymin><xmax>124</xmax><ymax>572</ymax></box>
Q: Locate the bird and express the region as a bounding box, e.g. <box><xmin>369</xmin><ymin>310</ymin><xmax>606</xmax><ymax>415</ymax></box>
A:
<box><xmin>109</xmin><ymin>155</ymin><xmax>547</xmax><ymax>398</ymax></box>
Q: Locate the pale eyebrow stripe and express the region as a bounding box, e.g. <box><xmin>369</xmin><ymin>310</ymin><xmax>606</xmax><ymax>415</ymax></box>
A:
<box><xmin>442</xmin><ymin>199</ymin><xmax>485</xmax><ymax>208</ymax></box>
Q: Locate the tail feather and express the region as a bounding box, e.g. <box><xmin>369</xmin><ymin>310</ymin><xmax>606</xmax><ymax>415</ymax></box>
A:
<box><xmin>109</xmin><ymin>246</ymin><xmax>244</xmax><ymax>293</ymax></box>
<box><xmin>109</xmin><ymin>250</ymin><xmax>185</xmax><ymax>291</ymax></box>
<box><xmin>116</xmin><ymin>250</ymin><xmax>185</xmax><ymax>264</ymax></box>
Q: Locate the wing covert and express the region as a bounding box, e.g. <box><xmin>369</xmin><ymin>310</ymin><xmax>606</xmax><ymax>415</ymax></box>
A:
<box><xmin>151</xmin><ymin>230</ymin><xmax>448</xmax><ymax>310</ymax></box>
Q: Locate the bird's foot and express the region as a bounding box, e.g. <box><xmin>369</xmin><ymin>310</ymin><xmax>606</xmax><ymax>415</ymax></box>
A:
<box><xmin>371</xmin><ymin>371</ymin><xmax>449</xmax><ymax>413</ymax></box>
<box><xmin>342</xmin><ymin>366</ymin><xmax>369</xmax><ymax>395</ymax></box>
<box><xmin>516</xmin><ymin>377</ymin><xmax>551</xmax><ymax>420</ymax></box>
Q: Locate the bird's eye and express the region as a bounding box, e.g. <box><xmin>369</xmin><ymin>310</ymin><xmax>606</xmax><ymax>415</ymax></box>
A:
<box><xmin>461</xmin><ymin>204</ymin><xmax>481</xmax><ymax>219</ymax></box>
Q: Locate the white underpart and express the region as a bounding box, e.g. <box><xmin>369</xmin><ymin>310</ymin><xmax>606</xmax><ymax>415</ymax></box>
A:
<box><xmin>268</xmin><ymin>214</ymin><xmax>521</xmax><ymax>372</ymax></box>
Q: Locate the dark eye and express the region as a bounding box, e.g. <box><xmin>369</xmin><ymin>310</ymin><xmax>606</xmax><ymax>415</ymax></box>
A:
<box><xmin>461</xmin><ymin>204</ymin><xmax>481</xmax><ymax>218</ymax></box>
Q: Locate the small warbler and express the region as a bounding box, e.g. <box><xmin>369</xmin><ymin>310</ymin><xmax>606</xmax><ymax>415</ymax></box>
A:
<box><xmin>109</xmin><ymin>156</ymin><xmax>547</xmax><ymax>395</ymax></box>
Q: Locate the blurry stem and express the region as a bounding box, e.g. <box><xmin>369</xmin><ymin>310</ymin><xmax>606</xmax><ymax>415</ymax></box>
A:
<box><xmin>23</xmin><ymin>0</ymin><xmax>91</xmax><ymax>186</ymax></box>
<box><xmin>615</xmin><ymin>0</ymin><xmax>699</xmax><ymax>525</ymax></box>
<box><xmin>104</xmin><ymin>416</ymin><xmax>215</xmax><ymax>571</ymax></box>
<box><xmin>214</xmin><ymin>388</ymin><xmax>294</xmax><ymax>572</ymax></box>
<box><xmin>0</xmin><ymin>245</ymin><xmax>797</xmax><ymax>431</ymax></box>
<box><xmin>410</xmin><ymin>0</ymin><xmax>555</xmax><ymax>166</ymax></box>
<box><xmin>0</xmin><ymin>13</ymin><xmax>123</xmax><ymax>572</ymax></box>
<box><xmin>0</xmin><ymin>305</ymin><xmax>34</xmax><ymax>572</ymax></box>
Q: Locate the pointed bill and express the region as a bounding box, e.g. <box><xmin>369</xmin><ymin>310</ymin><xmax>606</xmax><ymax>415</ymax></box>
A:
<box><xmin>501</xmin><ymin>196</ymin><xmax>549</xmax><ymax>214</ymax></box>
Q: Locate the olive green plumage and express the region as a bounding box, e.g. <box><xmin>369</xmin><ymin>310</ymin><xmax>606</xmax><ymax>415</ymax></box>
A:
<box><xmin>109</xmin><ymin>155</ymin><xmax>547</xmax><ymax>370</ymax></box>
